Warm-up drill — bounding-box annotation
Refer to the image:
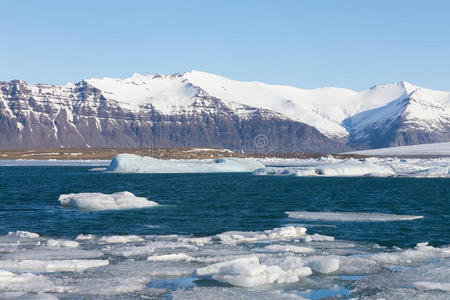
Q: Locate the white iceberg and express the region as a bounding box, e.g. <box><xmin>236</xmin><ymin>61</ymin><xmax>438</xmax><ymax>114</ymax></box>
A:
<box><xmin>255</xmin><ymin>156</ymin><xmax>450</xmax><ymax>177</ymax></box>
<box><xmin>106</xmin><ymin>154</ymin><xmax>265</xmax><ymax>173</ymax></box>
<box><xmin>286</xmin><ymin>211</ymin><xmax>423</xmax><ymax>221</ymax></box>
<box><xmin>58</xmin><ymin>191</ymin><xmax>158</xmax><ymax>211</ymax></box>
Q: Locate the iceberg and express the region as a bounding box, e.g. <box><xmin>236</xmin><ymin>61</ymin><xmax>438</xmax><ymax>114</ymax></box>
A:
<box><xmin>106</xmin><ymin>154</ymin><xmax>265</xmax><ymax>173</ymax></box>
<box><xmin>255</xmin><ymin>156</ymin><xmax>450</xmax><ymax>177</ymax></box>
<box><xmin>58</xmin><ymin>191</ymin><xmax>158</xmax><ymax>211</ymax></box>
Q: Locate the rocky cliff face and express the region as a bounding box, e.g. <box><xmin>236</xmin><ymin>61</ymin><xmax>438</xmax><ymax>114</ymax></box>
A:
<box><xmin>1</xmin><ymin>72</ymin><xmax>449</xmax><ymax>152</ymax></box>
<box><xmin>0</xmin><ymin>79</ymin><xmax>347</xmax><ymax>153</ymax></box>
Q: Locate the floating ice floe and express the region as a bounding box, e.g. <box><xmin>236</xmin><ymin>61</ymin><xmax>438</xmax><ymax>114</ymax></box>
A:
<box><xmin>194</xmin><ymin>256</ymin><xmax>313</xmax><ymax>287</ymax></box>
<box><xmin>0</xmin><ymin>270</ymin><xmax>53</xmax><ymax>293</ymax></box>
<box><xmin>0</xmin><ymin>259</ymin><xmax>109</xmax><ymax>272</ymax></box>
<box><xmin>58</xmin><ymin>191</ymin><xmax>158</xmax><ymax>211</ymax></box>
<box><xmin>46</xmin><ymin>239</ymin><xmax>79</xmax><ymax>248</ymax></box>
<box><xmin>106</xmin><ymin>154</ymin><xmax>265</xmax><ymax>173</ymax></box>
<box><xmin>286</xmin><ymin>211</ymin><xmax>423</xmax><ymax>222</ymax></box>
<box><xmin>0</xmin><ymin>227</ymin><xmax>448</xmax><ymax>298</ymax></box>
<box><xmin>216</xmin><ymin>226</ymin><xmax>308</xmax><ymax>245</ymax></box>
<box><xmin>414</xmin><ymin>281</ymin><xmax>450</xmax><ymax>291</ymax></box>
<box><xmin>8</xmin><ymin>231</ymin><xmax>40</xmax><ymax>239</ymax></box>
<box><xmin>255</xmin><ymin>156</ymin><xmax>450</xmax><ymax>177</ymax></box>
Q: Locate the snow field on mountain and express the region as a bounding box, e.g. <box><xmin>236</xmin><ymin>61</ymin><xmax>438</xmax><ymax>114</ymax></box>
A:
<box><xmin>84</xmin><ymin>71</ymin><xmax>450</xmax><ymax>139</ymax></box>
<box><xmin>0</xmin><ymin>226</ymin><xmax>449</xmax><ymax>298</ymax></box>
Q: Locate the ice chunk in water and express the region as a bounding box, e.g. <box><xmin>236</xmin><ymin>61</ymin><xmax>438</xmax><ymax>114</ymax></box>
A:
<box><xmin>107</xmin><ymin>154</ymin><xmax>265</xmax><ymax>173</ymax></box>
<box><xmin>0</xmin><ymin>259</ymin><xmax>109</xmax><ymax>272</ymax></box>
<box><xmin>216</xmin><ymin>226</ymin><xmax>307</xmax><ymax>245</ymax></box>
<box><xmin>0</xmin><ymin>270</ymin><xmax>53</xmax><ymax>293</ymax></box>
<box><xmin>147</xmin><ymin>253</ymin><xmax>194</xmax><ymax>262</ymax></box>
<box><xmin>195</xmin><ymin>256</ymin><xmax>312</xmax><ymax>287</ymax></box>
<box><xmin>286</xmin><ymin>211</ymin><xmax>423</xmax><ymax>221</ymax></box>
<box><xmin>46</xmin><ymin>239</ymin><xmax>79</xmax><ymax>248</ymax></box>
<box><xmin>307</xmin><ymin>257</ymin><xmax>340</xmax><ymax>274</ymax></box>
<box><xmin>414</xmin><ymin>281</ymin><xmax>450</xmax><ymax>291</ymax></box>
<box><xmin>263</xmin><ymin>244</ymin><xmax>314</xmax><ymax>253</ymax></box>
<box><xmin>8</xmin><ymin>231</ymin><xmax>40</xmax><ymax>238</ymax></box>
<box><xmin>58</xmin><ymin>191</ymin><xmax>158</xmax><ymax>211</ymax></box>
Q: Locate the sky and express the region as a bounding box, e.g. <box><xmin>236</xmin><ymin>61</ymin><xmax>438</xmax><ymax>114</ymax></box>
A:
<box><xmin>1</xmin><ymin>0</ymin><xmax>450</xmax><ymax>91</ymax></box>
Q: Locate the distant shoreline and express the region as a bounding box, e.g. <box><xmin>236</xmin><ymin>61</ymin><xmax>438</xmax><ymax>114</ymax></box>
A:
<box><xmin>0</xmin><ymin>148</ymin><xmax>448</xmax><ymax>161</ymax></box>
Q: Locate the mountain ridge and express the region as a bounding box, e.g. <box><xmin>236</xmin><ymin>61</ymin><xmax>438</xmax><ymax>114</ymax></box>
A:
<box><xmin>1</xmin><ymin>71</ymin><xmax>449</xmax><ymax>152</ymax></box>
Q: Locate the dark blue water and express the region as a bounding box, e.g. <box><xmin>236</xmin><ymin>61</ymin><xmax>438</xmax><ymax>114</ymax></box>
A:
<box><xmin>0</xmin><ymin>166</ymin><xmax>448</xmax><ymax>248</ymax></box>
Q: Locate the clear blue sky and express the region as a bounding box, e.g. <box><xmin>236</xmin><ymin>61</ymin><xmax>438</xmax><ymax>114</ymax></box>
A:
<box><xmin>1</xmin><ymin>0</ymin><xmax>450</xmax><ymax>90</ymax></box>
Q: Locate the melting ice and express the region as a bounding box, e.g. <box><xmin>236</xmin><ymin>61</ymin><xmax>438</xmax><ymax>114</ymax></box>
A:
<box><xmin>0</xmin><ymin>226</ymin><xmax>449</xmax><ymax>299</ymax></box>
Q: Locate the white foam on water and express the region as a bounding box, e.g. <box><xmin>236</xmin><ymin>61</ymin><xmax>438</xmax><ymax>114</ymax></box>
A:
<box><xmin>106</xmin><ymin>154</ymin><xmax>265</xmax><ymax>173</ymax></box>
<box><xmin>286</xmin><ymin>211</ymin><xmax>423</xmax><ymax>221</ymax></box>
<box><xmin>58</xmin><ymin>191</ymin><xmax>158</xmax><ymax>211</ymax></box>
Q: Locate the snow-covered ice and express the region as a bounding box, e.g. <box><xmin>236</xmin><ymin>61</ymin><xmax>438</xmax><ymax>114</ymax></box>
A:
<box><xmin>58</xmin><ymin>191</ymin><xmax>158</xmax><ymax>211</ymax></box>
<box><xmin>286</xmin><ymin>211</ymin><xmax>423</xmax><ymax>222</ymax></box>
<box><xmin>106</xmin><ymin>154</ymin><xmax>265</xmax><ymax>173</ymax></box>
<box><xmin>8</xmin><ymin>231</ymin><xmax>40</xmax><ymax>239</ymax></box>
<box><xmin>0</xmin><ymin>259</ymin><xmax>109</xmax><ymax>272</ymax></box>
<box><xmin>194</xmin><ymin>256</ymin><xmax>312</xmax><ymax>287</ymax></box>
<box><xmin>255</xmin><ymin>156</ymin><xmax>450</xmax><ymax>177</ymax></box>
<box><xmin>414</xmin><ymin>281</ymin><xmax>450</xmax><ymax>291</ymax></box>
<box><xmin>346</xmin><ymin>141</ymin><xmax>450</xmax><ymax>156</ymax></box>
<box><xmin>46</xmin><ymin>239</ymin><xmax>79</xmax><ymax>248</ymax></box>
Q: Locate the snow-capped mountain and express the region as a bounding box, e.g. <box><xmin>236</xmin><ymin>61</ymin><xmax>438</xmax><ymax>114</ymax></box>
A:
<box><xmin>0</xmin><ymin>71</ymin><xmax>449</xmax><ymax>152</ymax></box>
